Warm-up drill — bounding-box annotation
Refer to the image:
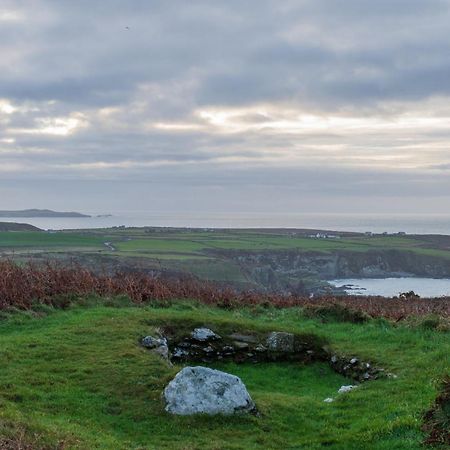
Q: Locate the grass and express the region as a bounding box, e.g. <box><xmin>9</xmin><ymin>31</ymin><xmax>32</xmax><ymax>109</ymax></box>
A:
<box><xmin>3</xmin><ymin>229</ymin><xmax>450</xmax><ymax>288</ymax></box>
<box><xmin>0</xmin><ymin>231</ymin><xmax>103</xmax><ymax>249</ymax></box>
<box><xmin>3</xmin><ymin>228</ymin><xmax>449</xmax><ymax>259</ymax></box>
<box><xmin>0</xmin><ymin>300</ymin><xmax>448</xmax><ymax>449</ymax></box>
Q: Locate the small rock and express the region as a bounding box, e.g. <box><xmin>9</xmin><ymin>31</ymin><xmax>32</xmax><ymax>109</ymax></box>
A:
<box><xmin>154</xmin><ymin>344</ymin><xmax>169</xmax><ymax>360</ymax></box>
<box><xmin>141</xmin><ymin>336</ymin><xmax>167</xmax><ymax>349</ymax></box>
<box><xmin>338</xmin><ymin>385</ymin><xmax>357</xmax><ymax>394</ymax></box>
<box><xmin>255</xmin><ymin>344</ymin><xmax>267</xmax><ymax>353</ymax></box>
<box><xmin>350</xmin><ymin>358</ymin><xmax>358</xmax><ymax>365</ymax></box>
<box><xmin>233</xmin><ymin>341</ymin><xmax>249</xmax><ymax>350</ymax></box>
<box><xmin>172</xmin><ymin>347</ymin><xmax>190</xmax><ymax>359</ymax></box>
<box><xmin>331</xmin><ymin>355</ymin><xmax>338</xmax><ymax>364</ymax></box>
<box><xmin>323</xmin><ymin>397</ymin><xmax>334</xmax><ymax>403</ymax></box>
<box><xmin>229</xmin><ymin>333</ymin><xmax>258</xmax><ymax>344</ymax></box>
<box><xmin>191</xmin><ymin>328</ymin><xmax>221</xmax><ymax>342</ymax></box>
<box><xmin>222</xmin><ymin>345</ymin><xmax>235</xmax><ymax>353</ymax></box>
<box><xmin>266</xmin><ymin>332</ymin><xmax>295</xmax><ymax>353</ymax></box>
<box><xmin>141</xmin><ymin>335</ymin><xmax>169</xmax><ymax>361</ymax></box>
<box><xmin>163</xmin><ymin>366</ymin><xmax>256</xmax><ymax>415</ymax></box>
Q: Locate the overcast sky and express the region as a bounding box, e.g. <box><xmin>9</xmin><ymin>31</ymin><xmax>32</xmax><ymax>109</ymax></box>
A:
<box><xmin>1</xmin><ymin>0</ymin><xmax>450</xmax><ymax>215</ymax></box>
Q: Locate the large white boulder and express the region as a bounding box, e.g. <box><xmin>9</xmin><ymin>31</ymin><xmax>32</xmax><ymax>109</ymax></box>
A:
<box><xmin>163</xmin><ymin>366</ymin><xmax>256</xmax><ymax>415</ymax></box>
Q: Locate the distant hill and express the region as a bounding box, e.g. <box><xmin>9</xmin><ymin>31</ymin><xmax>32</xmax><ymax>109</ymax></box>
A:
<box><xmin>0</xmin><ymin>222</ymin><xmax>42</xmax><ymax>231</ymax></box>
<box><xmin>0</xmin><ymin>209</ymin><xmax>91</xmax><ymax>218</ymax></box>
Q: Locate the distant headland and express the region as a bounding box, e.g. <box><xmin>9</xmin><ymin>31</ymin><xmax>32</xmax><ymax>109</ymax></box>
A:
<box><xmin>0</xmin><ymin>209</ymin><xmax>91</xmax><ymax>218</ymax></box>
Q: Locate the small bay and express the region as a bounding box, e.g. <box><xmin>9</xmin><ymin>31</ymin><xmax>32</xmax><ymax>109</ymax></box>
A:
<box><xmin>329</xmin><ymin>277</ymin><xmax>450</xmax><ymax>297</ymax></box>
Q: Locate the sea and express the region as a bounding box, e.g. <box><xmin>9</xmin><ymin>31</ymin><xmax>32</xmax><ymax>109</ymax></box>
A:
<box><xmin>2</xmin><ymin>211</ymin><xmax>450</xmax><ymax>235</ymax></box>
<box><xmin>329</xmin><ymin>278</ymin><xmax>450</xmax><ymax>298</ymax></box>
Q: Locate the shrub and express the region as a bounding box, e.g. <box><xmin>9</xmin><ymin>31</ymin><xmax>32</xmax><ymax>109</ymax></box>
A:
<box><xmin>0</xmin><ymin>260</ymin><xmax>448</xmax><ymax>320</ymax></box>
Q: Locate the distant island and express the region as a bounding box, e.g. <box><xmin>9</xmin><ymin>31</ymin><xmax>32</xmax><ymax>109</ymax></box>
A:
<box><xmin>0</xmin><ymin>209</ymin><xmax>91</xmax><ymax>218</ymax></box>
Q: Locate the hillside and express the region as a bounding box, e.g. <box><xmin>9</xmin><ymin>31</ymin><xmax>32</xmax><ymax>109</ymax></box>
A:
<box><xmin>0</xmin><ymin>263</ymin><xmax>448</xmax><ymax>448</ymax></box>
<box><xmin>0</xmin><ymin>222</ymin><xmax>41</xmax><ymax>232</ymax></box>
<box><xmin>2</xmin><ymin>227</ymin><xmax>450</xmax><ymax>294</ymax></box>
<box><xmin>0</xmin><ymin>209</ymin><xmax>90</xmax><ymax>218</ymax></box>
<box><xmin>0</xmin><ymin>299</ymin><xmax>448</xmax><ymax>449</ymax></box>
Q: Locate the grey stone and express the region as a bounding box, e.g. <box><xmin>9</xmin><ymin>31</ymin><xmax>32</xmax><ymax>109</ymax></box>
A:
<box><xmin>191</xmin><ymin>328</ymin><xmax>221</xmax><ymax>342</ymax></box>
<box><xmin>232</xmin><ymin>341</ymin><xmax>249</xmax><ymax>350</ymax></box>
<box><xmin>229</xmin><ymin>333</ymin><xmax>258</xmax><ymax>344</ymax></box>
<box><xmin>266</xmin><ymin>332</ymin><xmax>295</xmax><ymax>352</ymax></box>
<box><xmin>141</xmin><ymin>336</ymin><xmax>167</xmax><ymax>349</ymax></box>
<box><xmin>154</xmin><ymin>344</ymin><xmax>169</xmax><ymax>360</ymax></box>
<box><xmin>338</xmin><ymin>385</ymin><xmax>357</xmax><ymax>394</ymax></box>
<box><xmin>323</xmin><ymin>397</ymin><xmax>334</xmax><ymax>403</ymax></box>
<box><xmin>172</xmin><ymin>347</ymin><xmax>190</xmax><ymax>358</ymax></box>
<box><xmin>164</xmin><ymin>366</ymin><xmax>256</xmax><ymax>416</ymax></box>
<box><xmin>141</xmin><ymin>335</ymin><xmax>169</xmax><ymax>361</ymax></box>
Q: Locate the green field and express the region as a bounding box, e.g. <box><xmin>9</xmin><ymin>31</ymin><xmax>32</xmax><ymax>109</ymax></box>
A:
<box><xmin>0</xmin><ymin>231</ymin><xmax>103</xmax><ymax>250</ymax></box>
<box><xmin>0</xmin><ymin>300</ymin><xmax>448</xmax><ymax>449</ymax></box>
<box><xmin>0</xmin><ymin>228</ymin><xmax>447</xmax><ymax>258</ymax></box>
<box><xmin>1</xmin><ymin>228</ymin><xmax>450</xmax><ymax>291</ymax></box>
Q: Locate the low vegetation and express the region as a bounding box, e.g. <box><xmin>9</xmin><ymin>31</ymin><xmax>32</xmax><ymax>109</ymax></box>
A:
<box><xmin>0</xmin><ymin>261</ymin><xmax>449</xmax><ymax>320</ymax></box>
<box><xmin>0</xmin><ymin>260</ymin><xmax>448</xmax><ymax>448</ymax></box>
<box><xmin>422</xmin><ymin>376</ymin><xmax>450</xmax><ymax>447</ymax></box>
<box><xmin>0</xmin><ymin>298</ymin><xmax>448</xmax><ymax>449</ymax></box>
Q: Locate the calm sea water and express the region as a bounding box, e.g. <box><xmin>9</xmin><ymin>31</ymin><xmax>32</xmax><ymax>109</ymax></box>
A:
<box><xmin>1</xmin><ymin>212</ymin><xmax>450</xmax><ymax>234</ymax></box>
<box><xmin>329</xmin><ymin>278</ymin><xmax>450</xmax><ymax>298</ymax></box>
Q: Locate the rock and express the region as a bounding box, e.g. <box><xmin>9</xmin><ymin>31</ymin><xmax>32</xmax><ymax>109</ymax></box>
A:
<box><xmin>153</xmin><ymin>344</ymin><xmax>169</xmax><ymax>360</ymax></box>
<box><xmin>191</xmin><ymin>328</ymin><xmax>221</xmax><ymax>342</ymax></box>
<box><xmin>141</xmin><ymin>336</ymin><xmax>169</xmax><ymax>361</ymax></box>
<box><xmin>164</xmin><ymin>366</ymin><xmax>256</xmax><ymax>416</ymax></box>
<box><xmin>323</xmin><ymin>397</ymin><xmax>334</xmax><ymax>403</ymax></box>
<box><xmin>232</xmin><ymin>341</ymin><xmax>249</xmax><ymax>350</ymax></box>
<box><xmin>229</xmin><ymin>333</ymin><xmax>258</xmax><ymax>344</ymax></box>
<box><xmin>141</xmin><ymin>336</ymin><xmax>167</xmax><ymax>349</ymax></box>
<box><xmin>338</xmin><ymin>385</ymin><xmax>357</xmax><ymax>394</ymax></box>
<box><xmin>266</xmin><ymin>332</ymin><xmax>295</xmax><ymax>352</ymax></box>
<box><xmin>172</xmin><ymin>347</ymin><xmax>189</xmax><ymax>359</ymax></box>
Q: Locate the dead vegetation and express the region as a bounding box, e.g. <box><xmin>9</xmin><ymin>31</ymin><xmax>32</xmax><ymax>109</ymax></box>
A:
<box><xmin>0</xmin><ymin>260</ymin><xmax>449</xmax><ymax>320</ymax></box>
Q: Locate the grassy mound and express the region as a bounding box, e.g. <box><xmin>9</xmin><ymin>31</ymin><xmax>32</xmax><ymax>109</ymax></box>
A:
<box><xmin>0</xmin><ymin>300</ymin><xmax>449</xmax><ymax>449</ymax></box>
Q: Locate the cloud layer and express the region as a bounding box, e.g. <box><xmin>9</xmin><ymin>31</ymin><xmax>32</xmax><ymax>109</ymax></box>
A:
<box><xmin>1</xmin><ymin>0</ymin><xmax>450</xmax><ymax>213</ymax></box>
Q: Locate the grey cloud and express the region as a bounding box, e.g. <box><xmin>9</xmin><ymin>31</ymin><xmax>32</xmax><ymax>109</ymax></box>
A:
<box><xmin>1</xmin><ymin>0</ymin><xmax>450</xmax><ymax>214</ymax></box>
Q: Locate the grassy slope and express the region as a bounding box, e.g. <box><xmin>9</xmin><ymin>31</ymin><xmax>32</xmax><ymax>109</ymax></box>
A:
<box><xmin>0</xmin><ymin>232</ymin><xmax>103</xmax><ymax>250</ymax></box>
<box><xmin>2</xmin><ymin>229</ymin><xmax>447</xmax><ymax>257</ymax></box>
<box><xmin>0</xmin><ymin>301</ymin><xmax>448</xmax><ymax>449</ymax></box>
<box><xmin>2</xmin><ymin>229</ymin><xmax>449</xmax><ymax>286</ymax></box>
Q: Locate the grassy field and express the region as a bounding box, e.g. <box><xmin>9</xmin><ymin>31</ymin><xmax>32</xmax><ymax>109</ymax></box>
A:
<box><xmin>0</xmin><ymin>299</ymin><xmax>448</xmax><ymax>449</ymax></box>
<box><xmin>0</xmin><ymin>231</ymin><xmax>103</xmax><ymax>250</ymax></box>
<box><xmin>1</xmin><ymin>228</ymin><xmax>450</xmax><ymax>290</ymax></box>
<box><xmin>1</xmin><ymin>228</ymin><xmax>448</xmax><ymax>258</ymax></box>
